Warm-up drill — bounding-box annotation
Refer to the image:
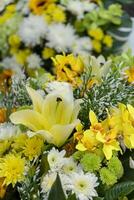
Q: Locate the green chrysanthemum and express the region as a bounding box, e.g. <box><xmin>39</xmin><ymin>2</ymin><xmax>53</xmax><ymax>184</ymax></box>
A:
<box><xmin>108</xmin><ymin>156</ymin><xmax>124</xmax><ymax>179</ymax></box>
<box><xmin>100</xmin><ymin>167</ymin><xmax>117</xmax><ymax>186</ymax></box>
<box><xmin>73</xmin><ymin>151</ymin><xmax>85</xmax><ymax>161</ymax></box>
<box><xmin>80</xmin><ymin>153</ymin><xmax>101</xmax><ymax>172</ymax></box>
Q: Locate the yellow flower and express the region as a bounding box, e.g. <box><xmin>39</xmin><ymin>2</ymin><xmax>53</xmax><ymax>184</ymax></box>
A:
<box><xmin>42</xmin><ymin>47</ymin><xmax>55</xmax><ymax>59</ymax></box>
<box><xmin>92</xmin><ymin>40</ymin><xmax>102</xmax><ymax>53</ymax></box>
<box><xmin>52</xmin><ymin>54</ymin><xmax>84</xmax><ymax>85</ymax></box>
<box><xmin>96</xmin><ymin>130</ymin><xmax>120</xmax><ymax>160</ymax></box>
<box><xmin>76</xmin><ymin>129</ymin><xmax>99</xmax><ymax>151</ymax></box>
<box><xmin>23</xmin><ymin>135</ymin><xmax>44</xmax><ymax>160</ymax></box>
<box><xmin>12</xmin><ymin>134</ymin><xmax>28</xmax><ymax>151</ymax></box>
<box><xmin>89</xmin><ymin>110</ymin><xmax>104</xmax><ymax>133</ymax></box>
<box><xmin>124</xmin><ymin>67</ymin><xmax>134</xmax><ymax>83</ymax></box>
<box><xmin>0</xmin><ymin>154</ymin><xmax>25</xmax><ymax>186</ymax></box>
<box><xmin>43</xmin><ymin>4</ymin><xmax>66</xmax><ymax>23</ymax></box>
<box><xmin>10</xmin><ymin>85</ymin><xmax>80</xmax><ymax>147</ymax></box>
<box><xmin>103</xmin><ymin>35</ymin><xmax>113</xmax><ymax>48</ymax></box>
<box><xmin>0</xmin><ymin>178</ymin><xmax>6</xmax><ymax>199</ymax></box>
<box><xmin>0</xmin><ymin>4</ymin><xmax>16</xmax><ymax>24</ymax></box>
<box><xmin>88</xmin><ymin>28</ymin><xmax>104</xmax><ymax>41</ymax></box>
<box><xmin>14</xmin><ymin>49</ymin><xmax>31</xmax><ymax>65</ymax></box>
<box><xmin>0</xmin><ymin>108</ymin><xmax>6</xmax><ymax>123</ymax></box>
<box><xmin>0</xmin><ymin>140</ymin><xmax>11</xmax><ymax>156</ymax></box>
<box><xmin>8</xmin><ymin>34</ymin><xmax>21</xmax><ymax>48</ymax></box>
<box><xmin>29</xmin><ymin>0</ymin><xmax>56</xmax><ymax>14</ymax></box>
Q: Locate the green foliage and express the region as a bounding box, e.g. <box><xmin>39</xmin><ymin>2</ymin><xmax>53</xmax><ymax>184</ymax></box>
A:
<box><xmin>67</xmin><ymin>194</ymin><xmax>77</xmax><ymax>200</ymax></box>
<box><xmin>104</xmin><ymin>181</ymin><xmax>134</xmax><ymax>200</ymax></box>
<box><xmin>78</xmin><ymin>72</ymin><xmax>134</xmax><ymax>127</ymax></box>
<box><xmin>48</xmin><ymin>174</ymin><xmax>66</xmax><ymax>200</ymax></box>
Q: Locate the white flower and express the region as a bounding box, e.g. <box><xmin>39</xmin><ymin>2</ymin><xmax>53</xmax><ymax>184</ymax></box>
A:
<box><xmin>90</xmin><ymin>55</ymin><xmax>111</xmax><ymax>81</ymax></box>
<box><xmin>73</xmin><ymin>37</ymin><xmax>92</xmax><ymax>56</ymax></box>
<box><xmin>129</xmin><ymin>157</ymin><xmax>134</xmax><ymax>169</ymax></box>
<box><xmin>41</xmin><ymin>172</ymin><xmax>70</xmax><ymax>199</ymax></box>
<box><xmin>62</xmin><ymin>158</ymin><xmax>79</xmax><ymax>175</ymax></box>
<box><xmin>41</xmin><ymin>172</ymin><xmax>57</xmax><ymax>195</ymax></box>
<box><xmin>46</xmin><ymin>23</ymin><xmax>77</xmax><ymax>52</ymax></box>
<box><xmin>1</xmin><ymin>56</ymin><xmax>22</xmax><ymax>75</ymax></box>
<box><xmin>65</xmin><ymin>0</ymin><xmax>96</xmax><ymax>19</ymax></box>
<box><xmin>19</xmin><ymin>15</ymin><xmax>48</xmax><ymax>46</ymax></box>
<box><xmin>0</xmin><ymin>123</ymin><xmax>20</xmax><ymax>140</ymax></box>
<box><xmin>47</xmin><ymin>148</ymin><xmax>66</xmax><ymax>172</ymax></box>
<box><xmin>69</xmin><ymin>172</ymin><xmax>99</xmax><ymax>200</ymax></box>
<box><xmin>27</xmin><ymin>54</ymin><xmax>42</xmax><ymax>69</ymax></box>
<box><xmin>46</xmin><ymin>81</ymin><xmax>72</xmax><ymax>93</ymax></box>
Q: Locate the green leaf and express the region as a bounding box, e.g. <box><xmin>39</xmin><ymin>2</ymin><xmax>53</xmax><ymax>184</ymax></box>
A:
<box><xmin>40</xmin><ymin>153</ymin><xmax>50</xmax><ymax>176</ymax></box>
<box><xmin>105</xmin><ymin>181</ymin><xmax>134</xmax><ymax>200</ymax></box>
<box><xmin>94</xmin><ymin>197</ymin><xmax>104</xmax><ymax>200</ymax></box>
<box><xmin>48</xmin><ymin>174</ymin><xmax>66</xmax><ymax>200</ymax></box>
<box><xmin>67</xmin><ymin>194</ymin><xmax>77</xmax><ymax>200</ymax></box>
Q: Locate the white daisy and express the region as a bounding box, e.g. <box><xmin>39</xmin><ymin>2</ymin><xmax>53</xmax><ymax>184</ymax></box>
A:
<box><xmin>0</xmin><ymin>123</ymin><xmax>20</xmax><ymax>140</ymax></box>
<box><xmin>27</xmin><ymin>54</ymin><xmax>42</xmax><ymax>69</ymax></box>
<box><xmin>64</xmin><ymin>0</ymin><xmax>96</xmax><ymax>19</ymax></box>
<box><xmin>69</xmin><ymin>172</ymin><xmax>99</xmax><ymax>200</ymax></box>
<box><xmin>41</xmin><ymin>172</ymin><xmax>70</xmax><ymax>199</ymax></box>
<box><xmin>19</xmin><ymin>15</ymin><xmax>48</xmax><ymax>46</ymax></box>
<box><xmin>73</xmin><ymin>37</ymin><xmax>92</xmax><ymax>56</ymax></box>
<box><xmin>46</xmin><ymin>23</ymin><xmax>77</xmax><ymax>52</ymax></box>
<box><xmin>62</xmin><ymin>158</ymin><xmax>79</xmax><ymax>175</ymax></box>
<box><xmin>47</xmin><ymin>148</ymin><xmax>66</xmax><ymax>172</ymax></box>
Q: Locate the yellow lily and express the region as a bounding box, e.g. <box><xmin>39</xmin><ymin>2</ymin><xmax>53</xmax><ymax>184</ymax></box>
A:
<box><xmin>10</xmin><ymin>83</ymin><xmax>80</xmax><ymax>147</ymax></box>
<box><xmin>96</xmin><ymin>129</ymin><xmax>120</xmax><ymax>160</ymax></box>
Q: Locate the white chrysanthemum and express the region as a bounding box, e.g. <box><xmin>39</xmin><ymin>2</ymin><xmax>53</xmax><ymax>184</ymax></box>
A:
<box><xmin>0</xmin><ymin>123</ymin><xmax>20</xmax><ymax>140</ymax></box>
<box><xmin>19</xmin><ymin>15</ymin><xmax>48</xmax><ymax>46</ymax></box>
<box><xmin>41</xmin><ymin>172</ymin><xmax>70</xmax><ymax>199</ymax></box>
<box><xmin>27</xmin><ymin>54</ymin><xmax>42</xmax><ymax>69</ymax></box>
<box><xmin>1</xmin><ymin>56</ymin><xmax>22</xmax><ymax>75</ymax></box>
<box><xmin>46</xmin><ymin>23</ymin><xmax>77</xmax><ymax>52</ymax></box>
<box><xmin>65</xmin><ymin>0</ymin><xmax>96</xmax><ymax>19</ymax></box>
<box><xmin>73</xmin><ymin>37</ymin><xmax>92</xmax><ymax>56</ymax></box>
<box><xmin>62</xmin><ymin>158</ymin><xmax>79</xmax><ymax>175</ymax></box>
<box><xmin>69</xmin><ymin>172</ymin><xmax>99</xmax><ymax>200</ymax></box>
<box><xmin>47</xmin><ymin>148</ymin><xmax>66</xmax><ymax>172</ymax></box>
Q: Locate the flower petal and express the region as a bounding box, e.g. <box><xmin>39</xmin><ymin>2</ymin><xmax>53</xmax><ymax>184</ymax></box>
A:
<box><xmin>10</xmin><ymin>110</ymin><xmax>49</xmax><ymax>131</ymax></box>
<box><xmin>26</xmin><ymin>86</ymin><xmax>43</xmax><ymax>113</ymax></box>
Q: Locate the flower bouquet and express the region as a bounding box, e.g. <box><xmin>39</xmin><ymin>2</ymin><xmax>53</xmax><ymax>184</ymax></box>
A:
<box><xmin>0</xmin><ymin>50</ymin><xmax>134</xmax><ymax>199</ymax></box>
<box><xmin>0</xmin><ymin>0</ymin><xmax>132</xmax><ymax>77</ymax></box>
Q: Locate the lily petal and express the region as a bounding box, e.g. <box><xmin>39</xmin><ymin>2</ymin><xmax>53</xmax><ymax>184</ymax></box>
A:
<box><xmin>10</xmin><ymin>110</ymin><xmax>49</xmax><ymax>131</ymax></box>
<box><xmin>26</xmin><ymin>86</ymin><xmax>43</xmax><ymax>113</ymax></box>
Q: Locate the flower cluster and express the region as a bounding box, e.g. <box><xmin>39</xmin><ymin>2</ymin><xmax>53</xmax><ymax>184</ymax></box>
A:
<box><xmin>0</xmin><ymin>0</ymin><xmax>132</xmax><ymax>78</ymax></box>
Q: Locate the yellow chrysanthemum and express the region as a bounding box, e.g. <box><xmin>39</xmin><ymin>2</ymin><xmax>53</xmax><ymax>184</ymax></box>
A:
<box><xmin>92</xmin><ymin>40</ymin><xmax>102</xmax><ymax>53</ymax></box>
<box><xmin>14</xmin><ymin>49</ymin><xmax>31</xmax><ymax>65</ymax></box>
<box><xmin>88</xmin><ymin>28</ymin><xmax>104</xmax><ymax>41</ymax></box>
<box><xmin>8</xmin><ymin>34</ymin><xmax>21</xmax><ymax>48</ymax></box>
<box><xmin>124</xmin><ymin>67</ymin><xmax>134</xmax><ymax>83</ymax></box>
<box><xmin>23</xmin><ymin>136</ymin><xmax>44</xmax><ymax>160</ymax></box>
<box><xmin>0</xmin><ymin>154</ymin><xmax>25</xmax><ymax>186</ymax></box>
<box><xmin>103</xmin><ymin>35</ymin><xmax>113</xmax><ymax>48</ymax></box>
<box><xmin>52</xmin><ymin>54</ymin><xmax>84</xmax><ymax>85</ymax></box>
<box><xmin>42</xmin><ymin>47</ymin><xmax>55</xmax><ymax>59</ymax></box>
<box><xmin>29</xmin><ymin>0</ymin><xmax>57</xmax><ymax>14</ymax></box>
<box><xmin>12</xmin><ymin>134</ymin><xmax>28</xmax><ymax>152</ymax></box>
<box><xmin>43</xmin><ymin>4</ymin><xmax>66</xmax><ymax>23</ymax></box>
